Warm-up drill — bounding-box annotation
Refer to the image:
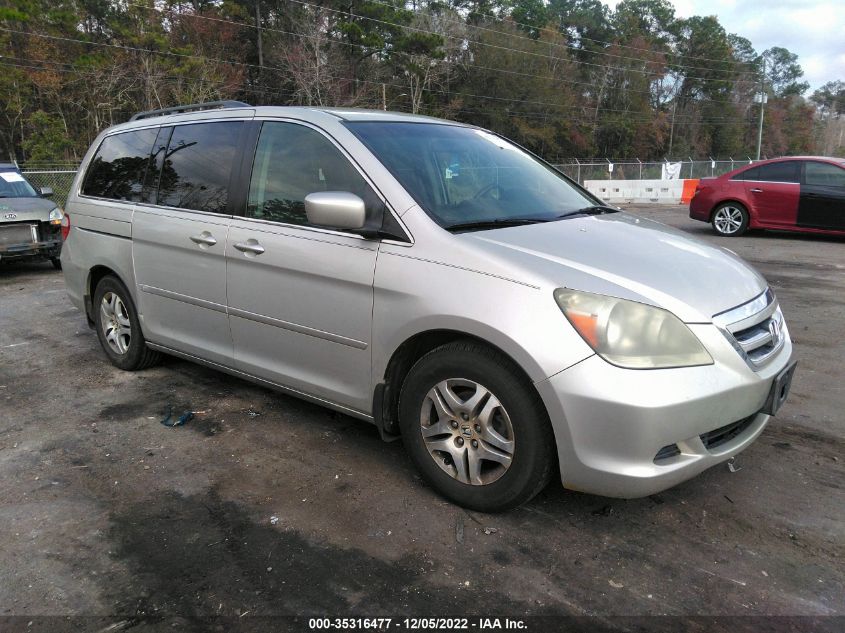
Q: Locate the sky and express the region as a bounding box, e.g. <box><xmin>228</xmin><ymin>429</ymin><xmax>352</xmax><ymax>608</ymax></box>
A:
<box><xmin>602</xmin><ymin>0</ymin><xmax>845</xmax><ymax>92</ymax></box>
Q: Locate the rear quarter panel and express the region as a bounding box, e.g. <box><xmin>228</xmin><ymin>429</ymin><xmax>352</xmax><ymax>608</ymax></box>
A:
<box><xmin>62</xmin><ymin>129</ymin><xmax>138</xmax><ymax>317</ymax></box>
<box><xmin>690</xmin><ymin>178</ymin><xmax>758</xmax><ymax>226</ymax></box>
<box><xmin>688</xmin><ymin>178</ymin><xmax>723</xmax><ymax>220</ymax></box>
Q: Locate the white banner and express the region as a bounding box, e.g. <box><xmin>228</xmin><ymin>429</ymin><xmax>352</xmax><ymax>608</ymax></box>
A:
<box><xmin>661</xmin><ymin>162</ymin><xmax>682</xmax><ymax>180</ymax></box>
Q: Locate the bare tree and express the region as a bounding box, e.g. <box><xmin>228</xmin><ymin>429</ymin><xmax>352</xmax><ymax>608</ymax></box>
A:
<box><xmin>276</xmin><ymin>8</ymin><xmax>365</xmax><ymax>107</ymax></box>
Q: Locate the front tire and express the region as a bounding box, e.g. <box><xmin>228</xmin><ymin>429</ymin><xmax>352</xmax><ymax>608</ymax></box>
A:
<box><xmin>398</xmin><ymin>341</ymin><xmax>555</xmax><ymax>512</ymax></box>
<box><xmin>93</xmin><ymin>275</ymin><xmax>161</xmax><ymax>371</ymax></box>
<box><xmin>711</xmin><ymin>203</ymin><xmax>749</xmax><ymax>236</ymax></box>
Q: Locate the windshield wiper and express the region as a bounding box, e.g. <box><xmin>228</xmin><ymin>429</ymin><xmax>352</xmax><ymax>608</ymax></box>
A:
<box><xmin>445</xmin><ymin>218</ymin><xmax>551</xmax><ymax>233</ymax></box>
<box><xmin>557</xmin><ymin>205</ymin><xmax>620</xmax><ymax>218</ymax></box>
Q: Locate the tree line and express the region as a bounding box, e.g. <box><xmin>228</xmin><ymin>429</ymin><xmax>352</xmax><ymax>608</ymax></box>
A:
<box><xmin>1</xmin><ymin>0</ymin><xmax>843</xmax><ymax>165</ymax></box>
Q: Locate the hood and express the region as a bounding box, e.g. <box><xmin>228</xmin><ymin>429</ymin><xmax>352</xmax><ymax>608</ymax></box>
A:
<box><xmin>461</xmin><ymin>212</ymin><xmax>767</xmax><ymax>323</ymax></box>
<box><xmin>0</xmin><ymin>197</ymin><xmax>57</xmax><ymax>223</ymax></box>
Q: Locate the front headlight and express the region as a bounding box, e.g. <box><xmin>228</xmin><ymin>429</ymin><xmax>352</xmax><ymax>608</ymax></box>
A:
<box><xmin>554</xmin><ymin>289</ymin><xmax>713</xmax><ymax>369</ymax></box>
<box><xmin>48</xmin><ymin>207</ymin><xmax>63</xmax><ymax>224</ymax></box>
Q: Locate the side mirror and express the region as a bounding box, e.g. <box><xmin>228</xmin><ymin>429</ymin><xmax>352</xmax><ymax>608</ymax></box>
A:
<box><xmin>39</xmin><ymin>186</ymin><xmax>54</xmax><ymax>198</ymax></box>
<box><xmin>305</xmin><ymin>191</ymin><xmax>366</xmax><ymax>230</ymax></box>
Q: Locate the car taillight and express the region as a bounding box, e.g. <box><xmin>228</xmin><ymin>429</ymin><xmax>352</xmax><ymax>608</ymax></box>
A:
<box><xmin>61</xmin><ymin>213</ymin><xmax>70</xmax><ymax>240</ymax></box>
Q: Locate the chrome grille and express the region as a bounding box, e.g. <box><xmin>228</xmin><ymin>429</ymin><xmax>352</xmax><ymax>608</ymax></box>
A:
<box><xmin>713</xmin><ymin>289</ymin><xmax>785</xmax><ymax>369</ymax></box>
<box><xmin>733</xmin><ymin>315</ymin><xmax>783</xmax><ymax>364</ymax></box>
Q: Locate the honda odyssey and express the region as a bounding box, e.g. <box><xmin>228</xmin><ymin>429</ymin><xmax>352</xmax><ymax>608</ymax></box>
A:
<box><xmin>61</xmin><ymin>102</ymin><xmax>797</xmax><ymax>511</ymax></box>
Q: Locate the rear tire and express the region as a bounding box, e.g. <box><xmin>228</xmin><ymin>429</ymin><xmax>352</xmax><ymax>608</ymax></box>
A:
<box><xmin>93</xmin><ymin>275</ymin><xmax>161</xmax><ymax>371</ymax></box>
<box><xmin>398</xmin><ymin>341</ymin><xmax>555</xmax><ymax>512</ymax></box>
<box><xmin>50</xmin><ymin>257</ymin><xmax>62</xmax><ymax>270</ymax></box>
<box><xmin>711</xmin><ymin>203</ymin><xmax>749</xmax><ymax>236</ymax></box>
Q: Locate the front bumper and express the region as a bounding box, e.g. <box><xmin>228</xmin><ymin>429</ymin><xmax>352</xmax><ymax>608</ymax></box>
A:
<box><xmin>536</xmin><ymin>323</ymin><xmax>794</xmax><ymax>498</ymax></box>
<box><xmin>0</xmin><ymin>221</ymin><xmax>62</xmax><ymax>261</ymax></box>
<box><xmin>0</xmin><ymin>239</ymin><xmax>62</xmax><ymax>261</ymax></box>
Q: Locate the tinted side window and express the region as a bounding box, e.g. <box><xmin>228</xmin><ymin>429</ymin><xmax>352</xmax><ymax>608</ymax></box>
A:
<box><xmin>755</xmin><ymin>161</ymin><xmax>800</xmax><ymax>183</ymax></box>
<box><xmin>247</xmin><ymin>122</ymin><xmax>381</xmax><ymax>226</ymax></box>
<box><xmin>805</xmin><ymin>162</ymin><xmax>845</xmax><ymax>187</ymax></box>
<box><xmin>732</xmin><ymin>166</ymin><xmax>759</xmax><ymax>181</ymax></box>
<box><xmin>82</xmin><ymin>128</ymin><xmax>158</xmax><ymax>201</ymax></box>
<box><xmin>157</xmin><ymin>121</ymin><xmax>242</xmax><ymax>214</ymax></box>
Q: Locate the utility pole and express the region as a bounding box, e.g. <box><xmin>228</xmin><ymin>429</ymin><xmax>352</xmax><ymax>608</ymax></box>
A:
<box><xmin>756</xmin><ymin>58</ymin><xmax>766</xmax><ymax>161</ymax></box>
<box><xmin>824</xmin><ymin>96</ymin><xmax>845</xmax><ymax>154</ymax></box>
<box><xmin>255</xmin><ymin>0</ymin><xmax>264</xmax><ymax>70</ymax></box>
<box><xmin>382</xmin><ymin>83</ymin><xmax>387</xmax><ymax>111</ymax></box>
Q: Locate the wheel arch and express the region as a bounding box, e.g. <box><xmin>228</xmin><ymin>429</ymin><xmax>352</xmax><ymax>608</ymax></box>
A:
<box><xmin>374</xmin><ymin>329</ymin><xmax>547</xmax><ymax>442</ymax></box>
<box><xmin>85</xmin><ymin>265</ymin><xmax>126</xmax><ymax>324</ymax></box>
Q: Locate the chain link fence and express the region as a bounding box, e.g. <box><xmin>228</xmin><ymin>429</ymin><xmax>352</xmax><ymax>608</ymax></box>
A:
<box><xmin>19</xmin><ymin>166</ymin><xmax>78</xmax><ymax>208</ymax></box>
<box><xmin>553</xmin><ymin>159</ymin><xmax>759</xmax><ymax>185</ymax></box>
<box><xmin>16</xmin><ymin>158</ymin><xmax>760</xmax><ymax>207</ymax></box>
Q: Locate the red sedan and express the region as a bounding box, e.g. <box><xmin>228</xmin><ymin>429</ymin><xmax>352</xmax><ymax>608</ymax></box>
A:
<box><xmin>689</xmin><ymin>156</ymin><xmax>845</xmax><ymax>237</ymax></box>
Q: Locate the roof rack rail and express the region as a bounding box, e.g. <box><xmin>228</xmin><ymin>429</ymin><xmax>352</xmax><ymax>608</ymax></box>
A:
<box><xmin>129</xmin><ymin>100</ymin><xmax>251</xmax><ymax>122</ymax></box>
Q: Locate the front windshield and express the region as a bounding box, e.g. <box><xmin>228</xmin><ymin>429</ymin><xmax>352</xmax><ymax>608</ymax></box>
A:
<box><xmin>0</xmin><ymin>170</ymin><xmax>39</xmax><ymax>198</ymax></box>
<box><xmin>345</xmin><ymin>122</ymin><xmax>596</xmax><ymax>228</ymax></box>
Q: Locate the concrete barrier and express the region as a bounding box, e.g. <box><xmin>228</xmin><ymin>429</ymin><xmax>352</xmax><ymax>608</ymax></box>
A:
<box><xmin>584</xmin><ymin>179</ymin><xmax>700</xmax><ymax>205</ymax></box>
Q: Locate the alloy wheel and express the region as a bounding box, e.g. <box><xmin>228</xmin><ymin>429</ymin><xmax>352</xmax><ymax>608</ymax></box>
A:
<box><xmin>713</xmin><ymin>206</ymin><xmax>745</xmax><ymax>235</ymax></box>
<box><xmin>100</xmin><ymin>291</ymin><xmax>131</xmax><ymax>355</ymax></box>
<box><xmin>419</xmin><ymin>378</ymin><xmax>515</xmax><ymax>485</ymax></box>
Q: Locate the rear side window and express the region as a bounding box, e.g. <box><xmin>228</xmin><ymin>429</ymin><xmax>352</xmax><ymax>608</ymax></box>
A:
<box><xmin>157</xmin><ymin>121</ymin><xmax>242</xmax><ymax>214</ymax></box>
<box><xmin>247</xmin><ymin>121</ymin><xmax>381</xmax><ymax>226</ymax></box>
<box><xmin>804</xmin><ymin>162</ymin><xmax>845</xmax><ymax>187</ymax></box>
<box><xmin>754</xmin><ymin>161</ymin><xmax>800</xmax><ymax>183</ymax></box>
<box><xmin>732</xmin><ymin>166</ymin><xmax>758</xmax><ymax>181</ymax></box>
<box><xmin>82</xmin><ymin>128</ymin><xmax>158</xmax><ymax>201</ymax></box>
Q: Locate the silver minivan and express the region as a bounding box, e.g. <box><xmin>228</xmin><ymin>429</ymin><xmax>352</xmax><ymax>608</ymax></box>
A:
<box><xmin>62</xmin><ymin>102</ymin><xmax>797</xmax><ymax>511</ymax></box>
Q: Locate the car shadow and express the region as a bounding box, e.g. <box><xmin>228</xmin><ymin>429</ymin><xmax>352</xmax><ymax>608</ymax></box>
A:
<box><xmin>0</xmin><ymin>259</ymin><xmax>58</xmax><ymax>277</ymax></box>
<box><xmin>742</xmin><ymin>228</ymin><xmax>845</xmax><ymax>243</ymax></box>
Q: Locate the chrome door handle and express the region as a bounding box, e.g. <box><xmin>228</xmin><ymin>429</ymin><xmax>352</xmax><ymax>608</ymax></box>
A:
<box><xmin>233</xmin><ymin>241</ymin><xmax>265</xmax><ymax>255</ymax></box>
<box><xmin>750</xmin><ymin>188</ymin><xmax>763</xmax><ymax>193</ymax></box>
<box><xmin>190</xmin><ymin>233</ymin><xmax>217</xmax><ymax>246</ymax></box>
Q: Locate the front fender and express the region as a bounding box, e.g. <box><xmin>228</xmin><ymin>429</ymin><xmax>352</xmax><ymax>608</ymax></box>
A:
<box><xmin>371</xmin><ymin>248</ymin><xmax>593</xmax><ymax>392</ymax></box>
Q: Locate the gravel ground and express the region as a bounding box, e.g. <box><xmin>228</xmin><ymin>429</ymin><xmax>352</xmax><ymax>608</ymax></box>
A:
<box><xmin>0</xmin><ymin>205</ymin><xmax>842</xmax><ymax>632</ymax></box>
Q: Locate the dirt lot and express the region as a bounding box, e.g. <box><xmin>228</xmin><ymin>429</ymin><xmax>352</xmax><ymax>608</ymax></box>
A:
<box><xmin>1</xmin><ymin>205</ymin><xmax>843</xmax><ymax>631</ymax></box>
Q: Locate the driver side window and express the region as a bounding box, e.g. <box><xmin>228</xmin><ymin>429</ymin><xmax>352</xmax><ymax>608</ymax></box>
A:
<box><xmin>247</xmin><ymin>122</ymin><xmax>381</xmax><ymax>227</ymax></box>
<box><xmin>804</xmin><ymin>162</ymin><xmax>845</xmax><ymax>187</ymax></box>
